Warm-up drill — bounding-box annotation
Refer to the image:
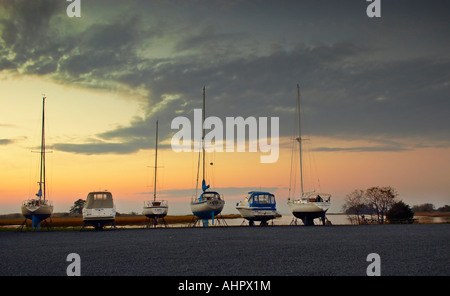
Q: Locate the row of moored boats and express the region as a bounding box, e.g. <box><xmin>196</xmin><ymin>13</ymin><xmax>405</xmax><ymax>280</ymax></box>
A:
<box><xmin>20</xmin><ymin>85</ymin><xmax>331</xmax><ymax>230</ymax></box>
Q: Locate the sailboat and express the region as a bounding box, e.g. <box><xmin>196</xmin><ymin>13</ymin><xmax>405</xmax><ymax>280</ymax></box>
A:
<box><xmin>236</xmin><ymin>191</ymin><xmax>277</xmax><ymax>226</ymax></box>
<box><xmin>287</xmin><ymin>85</ymin><xmax>331</xmax><ymax>226</ymax></box>
<box><xmin>190</xmin><ymin>87</ymin><xmax>225</xmax><ymax>227</ymax></box>
<box><xmin>143</xmin><ymin>120</ymin><xmax>169</xmax><ymax>227</ymax></box>
<box><xmin>21</xmin><ymin>96</ymin><xmax>54</xmax><ymax>230</ymax></box>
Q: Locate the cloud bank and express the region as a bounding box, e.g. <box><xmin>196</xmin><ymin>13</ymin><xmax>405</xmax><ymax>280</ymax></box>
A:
<box><xmin>1</xmin><ymin>0</ymin><xmax>449</xmax><ymax>155</ymax></box>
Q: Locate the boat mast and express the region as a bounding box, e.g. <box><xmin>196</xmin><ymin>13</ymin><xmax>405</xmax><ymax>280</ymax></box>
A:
<box><xmin>38</xmin><ymin>96</ymin><xmax>46</xmax><ymax>201</ymax></box>
<box><xmin>202</xmin><ymin>86</ymin><xmax>206</xmax><ymax>183</ymax></box>
<box><xmin>153</xmin><ymin>120</ymin><xmax>158</xmax><ymax>202</ymax></box>
<box><xmin>297</xmin><ymin>84</ymin><xmax>304</xmax><ymax>196</ymax></box>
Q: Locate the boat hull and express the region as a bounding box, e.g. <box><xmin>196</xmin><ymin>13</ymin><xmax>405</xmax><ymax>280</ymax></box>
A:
<box><xmin>288</xmin><ymin>200</ymin><xmax>330</xmax><ymax>225</ymax></box>
<box><xmin>143</xmin><ymin>202</ymin><xmax>168</xmax><ymax>219</ymax></box>
<box><xmin>21</xmin><ymin>204</ymin><xmax>54</xmax><ymax>219</ymax></box>
<box><xmin>190</xmin><ymin>199</ymin><xmax>224</xmax><ymax>221</ymax></box>
<box><xmin>83</xmin><ymin>208</ymin><xmax>116</xmax><ymax>229</ymax></box>
<box><xmin>236</xmin><ymin>207</ymin><xmax>277</xmax><ymax>222</ymax></box>
<box><xmin>21</xmin><ymin>200</ymin><xmax>53</xmax><ymax>229</ymax></box>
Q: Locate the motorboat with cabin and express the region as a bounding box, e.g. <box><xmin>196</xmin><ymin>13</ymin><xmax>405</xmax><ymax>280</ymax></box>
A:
<box><xmin>82</xmin><ymin>191</ymin><xmax>116</xmax><ymax>230</ymax></box>
<box><xmin>236</xmin><ymin>191</ymin><xmax>277</xmax><ymax>226</ymax></box>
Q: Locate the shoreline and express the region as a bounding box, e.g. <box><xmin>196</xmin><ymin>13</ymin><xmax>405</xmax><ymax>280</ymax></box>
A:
<box><xmin>0</xmin><ymin>211</ymin><xmax>448</xmax><ymax>229</ymax></box>
<box><xmin>0</xmin><ymin>213</ymin><xmax>242</xmax><ymax>228</ymax></box>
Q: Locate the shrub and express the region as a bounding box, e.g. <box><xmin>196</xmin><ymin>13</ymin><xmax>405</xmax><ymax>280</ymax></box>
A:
<box><xmin>387</xmin><ymin>201</ymin><xmax>414</xmax><ymax>223</ymax></box>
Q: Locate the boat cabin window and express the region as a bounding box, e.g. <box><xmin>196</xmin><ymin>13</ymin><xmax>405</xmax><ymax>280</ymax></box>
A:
<box><xmin>93</xmin><ymin>193</ymin><xmax>108</xmax><ymax>200</ymax></box>
<box><xmin>202</xmin><ymin>192</ymin><xmax>219</xmax><ymax>200</ymax></box>
<box><xmin>258</xmin><ymin>194</ymin><xmax>269</xmax><ymax>204</ymax></box>
<box><xmin>250</xmin><ymin>193</ymin><xmax>275</xmax><ymax>204</ymax></box>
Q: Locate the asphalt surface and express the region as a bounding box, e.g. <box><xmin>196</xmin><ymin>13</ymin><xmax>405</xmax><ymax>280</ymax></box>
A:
<box><xmin>0</xmin><ymin>224</ymin><xmax>448</xmax><ymax>276</ymax></box>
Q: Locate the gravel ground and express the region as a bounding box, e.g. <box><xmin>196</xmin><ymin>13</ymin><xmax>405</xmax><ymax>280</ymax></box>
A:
<box><xmin>0</xmin><ymin>224</ymin><xmax>448</xmax><ymax>276</ymax></box>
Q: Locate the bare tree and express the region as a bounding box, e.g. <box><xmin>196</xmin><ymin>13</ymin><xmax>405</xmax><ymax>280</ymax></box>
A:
<box><xmin>365</xmin><ymin>186</ymin><xmax>398</xmax><ymax>224</ymax></box>
<box><xmin>342</xmin><ymin>189</ymin><xmax>366</xmax><ymax>224</ymax></box>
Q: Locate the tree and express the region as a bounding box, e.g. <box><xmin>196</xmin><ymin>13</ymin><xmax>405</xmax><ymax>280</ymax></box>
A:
<box><xmin>412</xmin><ymin>203</ymin><xmax>435</xmax><ymax>213</ymax></box>
<box><xmin>365</xmin><ymin>186</ymin><xmax>398</xmax><ymax>224</ymax></box>
<box><xmin>69</xmin><ymin>199</ymin><xmax>85</xmax><ymax>214</ymax></box>
<box><xmin>437</xmin><ymin>205</ymin><xmax>450</xmax><ymax>212</ymax></box>
<box><xmin>387</xmin><ymin>200</ymin><xmax>414</xmax><ymax>223</ymax></box>
<box><xmin>342</xmin><ymin>189</ymin><xmax>366</xmax><ymax>224</ymax></box>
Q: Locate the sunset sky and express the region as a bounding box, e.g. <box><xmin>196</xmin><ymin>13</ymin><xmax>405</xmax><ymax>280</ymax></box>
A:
<box><xmin>0</xmin><ymin>0</ymin><xmax>449</xmax><ymax>215</ymax></box>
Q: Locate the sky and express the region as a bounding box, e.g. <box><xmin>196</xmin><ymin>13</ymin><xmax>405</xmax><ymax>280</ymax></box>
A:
<box><xmin>0</xmin><ymin>0</ymin><xmax>449</xmax><ymax>215</ymax></box>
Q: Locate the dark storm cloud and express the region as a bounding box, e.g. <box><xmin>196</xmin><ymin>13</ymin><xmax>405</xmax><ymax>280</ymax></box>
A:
<box><xmin>1</xmin><ymin>0</ymin><xmax>449</xmax><ymax>155</ymax></box>
<box><xmin>57</xmin><ymin>16</ymin><xmax>147</xmax><ymax>79</ymax></box>
<box><xmin>0</xmin><ymin>0</ymin><xmax>64</xmax><ymax>70</ymax></box>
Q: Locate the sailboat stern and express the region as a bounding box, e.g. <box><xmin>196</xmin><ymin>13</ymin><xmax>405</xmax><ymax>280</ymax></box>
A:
<box><xmin>143</xmin><ymin>200</ymin><xmax>169</xmax><ymax>218</ymax></box>
<box><xmin>21</xmin><ymin>199</ymin><xmax>53</xmax><ymax>230</ymax></box>
<box><xmin>288</xmin><ymin>193</ymin><xmax>331</xmax><ymax>225</ymax></box>
<box><xmin>190</xmin><ymin>191</ymin><xmax>225</xmax><ymax>226</ymax></box>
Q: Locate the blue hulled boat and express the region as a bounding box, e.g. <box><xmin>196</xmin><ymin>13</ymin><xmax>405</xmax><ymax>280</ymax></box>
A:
<box><xmin>236</xmin><ymin>191</ymin><xmax>277</xmax><ymax>226</ymax></box>
<box><xmin>190</xmin><ymin>87</ymin><xmax>225</xmax><ymax>227</ymax></box>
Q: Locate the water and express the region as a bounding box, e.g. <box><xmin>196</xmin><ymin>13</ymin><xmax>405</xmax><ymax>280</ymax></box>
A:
<box><xmin>223</xmin><ymin>213</ymin><xmax>350</xmax><ymax>226</ymax></box>
<box><xmin>179</xmin><ymin>213</ymin><xmax>448</xmax><ymax>227</ymax></box>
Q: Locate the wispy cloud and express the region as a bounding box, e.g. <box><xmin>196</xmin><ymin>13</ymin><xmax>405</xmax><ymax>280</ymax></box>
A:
<box><xmin>313</xmin><ymin>146</ymin><xmax>411</xmax><ymax>153</ymax></box>
<box><xmin>0</xmin><ymin>139</ymin><xmax>14</xmax><ymax>145</ymax></box>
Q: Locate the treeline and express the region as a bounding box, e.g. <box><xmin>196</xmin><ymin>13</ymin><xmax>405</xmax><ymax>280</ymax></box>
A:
<box><xmin>411</xmin><ymin>203</ymin><xmax>450</xmax><ymax>213</ymax></box>
<box><xmin>342</xmin><ymin>186</ymin><xmax>449</xmax><ymax>224</ymax></box>
<box><xmin>342</xmin><ymin>186</ymin><xmax>401</xmax><ymax>224</ymax></box>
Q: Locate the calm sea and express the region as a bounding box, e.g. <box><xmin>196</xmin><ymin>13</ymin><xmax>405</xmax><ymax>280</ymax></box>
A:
<box><xmin>225</xmin><ymin>213</ymin><xmax>350</xmax><ymax>226</ymax></box>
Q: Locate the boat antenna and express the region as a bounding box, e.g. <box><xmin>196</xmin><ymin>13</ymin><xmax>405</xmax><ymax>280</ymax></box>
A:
<box><xmin>297</xmin><ymin>84</ymin><xmax>304</xmax><ymax>196</ymax></box>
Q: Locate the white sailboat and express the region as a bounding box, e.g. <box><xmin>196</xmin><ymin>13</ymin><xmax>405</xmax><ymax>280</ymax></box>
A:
<box><xmin>287</xmin><ymin>84</ymin><xmax>331</xmax><ymax>226</ymax></box>
<box><xmin>190</xmin><ymin>87</ymin><xmax>225</xmax><ymax>227</ymax></box>
<box><xmin>21</xmin><ymin>96</ymin><xmax>54</xmax><ymax>231</ymax></box>
<box><xmin>143</xmin><ymin>120</ymin><xmax>169</xmax><ymax>226</ymax></box>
